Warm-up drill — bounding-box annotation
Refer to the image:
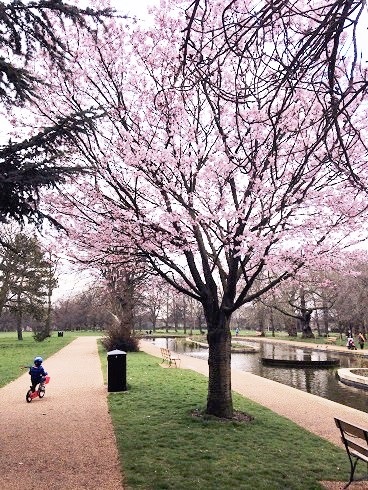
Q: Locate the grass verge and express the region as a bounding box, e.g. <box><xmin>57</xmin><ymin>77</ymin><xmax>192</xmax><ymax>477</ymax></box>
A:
<box><xmin>105</xmin><ymin>350</ymin><xmax>355</xmax><ymax>490</ymax></box>
<box><xmin>0</xmin><ymin>331</ymin><xmax>74</xmax><ymax>387</ymax></box>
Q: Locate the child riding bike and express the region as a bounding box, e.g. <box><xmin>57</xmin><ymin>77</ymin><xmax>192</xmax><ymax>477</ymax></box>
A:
<box><xmin>29</xmin><ymin>356</ymin><xmax>48</xmax><ymax>392</ymax></box>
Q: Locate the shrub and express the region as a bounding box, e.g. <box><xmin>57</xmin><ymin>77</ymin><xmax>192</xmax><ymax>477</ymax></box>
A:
<box><xmin>33</xmin><ymin>330</ymin><xmax>51</xmax><ymax>342</ymax></box>
<box><xmin>101</xmin><ymin>332</ymin><xmax>139</xmax><ymax>352</ymax></box>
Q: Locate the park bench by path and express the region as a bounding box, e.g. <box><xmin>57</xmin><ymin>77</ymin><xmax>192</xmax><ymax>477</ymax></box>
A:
<box><xmin>326</xmin><ymin>336</ymin><xmax>338</xmax><ymax>344</ymax></box>
<box><xmin>160</xmin><ymin>347</ymin><xmax>181</xmax><ymax>368</ymax></box>
<box><xmin>334</xmin><ymin>417</ymin><xmax>368</xmax><ymax>488</ymax></box>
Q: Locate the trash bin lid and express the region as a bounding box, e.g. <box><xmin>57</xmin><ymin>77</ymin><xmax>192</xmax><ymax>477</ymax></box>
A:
<box><xmin>107</xmin><ymin>349</ymin><xmax>126</xmax><ymax>356</ymax></box>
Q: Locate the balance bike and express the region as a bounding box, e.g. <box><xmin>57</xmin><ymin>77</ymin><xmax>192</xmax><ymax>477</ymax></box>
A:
<box><xmin>26</xmin><ymin>376</ymin><xmax>50</xmax><ymax>403</ymax></box>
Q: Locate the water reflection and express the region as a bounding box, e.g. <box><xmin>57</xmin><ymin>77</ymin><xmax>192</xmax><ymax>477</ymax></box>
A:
<box><xmin>149</xmin><ymin>337</ymin><xmax>368</xmax><ymax>413</ymax></box>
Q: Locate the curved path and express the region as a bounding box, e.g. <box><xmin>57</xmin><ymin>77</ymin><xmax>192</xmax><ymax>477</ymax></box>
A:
<box><xmin>140</xmin><ymin>339</ymin><xmax>368</xmax><ymax>447</ymax></box>
<box><xmin>0</xmin><ymin>336</ymin><xmax>123</xmax><ymax>490</ymax></box>
<box><xmin>140</xmin><ymin>339</ymin><xmax>368</xmax><ymax>489</ymax></box>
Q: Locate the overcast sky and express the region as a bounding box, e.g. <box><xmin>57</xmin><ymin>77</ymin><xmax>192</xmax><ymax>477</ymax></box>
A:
<box><xmin>109</xmin><ymin>0</ymin><xmax>159</xmax><ymax>20</ymax></box>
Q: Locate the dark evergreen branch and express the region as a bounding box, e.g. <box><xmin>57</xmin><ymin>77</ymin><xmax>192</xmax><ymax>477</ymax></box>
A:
<box><xmin>0</xmin><ymin>109</ymin><xmax>103</xmax><ymax>226</ymax></box>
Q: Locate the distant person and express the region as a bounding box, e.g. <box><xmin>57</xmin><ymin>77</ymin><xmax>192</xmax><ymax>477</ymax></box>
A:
<box><xmin>358</xmin><ymin>332</ymin><xmax>366</xmax><ymax>350</ymax></box>
<box><xmin>235</xmin><ymin>327</ymin><xmax>239</xmax><ymax>336</ymax></box>
<box><xmin>29</xmin><ymin>356</ymin><xmax>48</xmax><ymax>392</ymax></box>
<box><xmin>346</xmin><ymin>337</ymin><xmax>357</xmax><ymax>350</ymax></box>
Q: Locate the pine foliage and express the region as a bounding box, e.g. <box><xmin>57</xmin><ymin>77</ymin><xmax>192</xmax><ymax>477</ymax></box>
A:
<box><xmin>0</xmin><ymin>0</ymin><xmax>114</xmax><ymax>226</ymax></box>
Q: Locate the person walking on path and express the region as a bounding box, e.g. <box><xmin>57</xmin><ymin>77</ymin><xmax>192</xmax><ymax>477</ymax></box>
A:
<box><xmin>0</xmin><ymin>336</ymin><xmax>123</xmax><ymax>490</ymax></box>
<box><xmin>358</xmin><ymin>332</ymin><xmax>366</xmax><ymax>349</ymax></box>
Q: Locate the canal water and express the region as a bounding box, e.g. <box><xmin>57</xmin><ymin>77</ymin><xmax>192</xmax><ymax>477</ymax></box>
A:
<box><xmin>150</xmin><ymin>337</ymin><xmax>368</xmax><ymax>413</ymax></box>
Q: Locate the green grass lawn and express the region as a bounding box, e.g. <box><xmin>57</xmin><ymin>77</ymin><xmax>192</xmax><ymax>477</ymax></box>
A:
<box><xmin>0</xmin><ymin>332</ymin><xmax>360</xmax><ymax>489</ymax></box>
<box><xmin>268</xmin><ymin>335</ymin><xmax>346</xmax><ymax>347</ymax></box>
<box><xmin>103</xmin><ymin>350</ymin><xmax>356</xmax><ymax>490</ymax></box>
<box><xmin>0</xmin><ymin>331</ymin><xmax>76</xmax><ymax>387</ymax></box>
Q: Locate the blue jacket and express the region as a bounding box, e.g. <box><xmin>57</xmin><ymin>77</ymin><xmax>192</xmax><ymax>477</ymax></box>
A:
<box><xmin>29</xmin><ymin>365</ymin><xmax>47</xmax><ymax>382</ymax></box>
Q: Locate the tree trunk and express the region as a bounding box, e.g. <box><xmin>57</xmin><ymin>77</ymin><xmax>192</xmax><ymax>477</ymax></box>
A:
<box><xmin>120</xmin><ymin>285</ymin><xmax>134</xmax><ymax>339</ymax></box>
<box><xmin>183</xmin><ymin>297</ymin><xmax>187</xmax><ymax>335</ymax></box>
<box><xmin>189</xmin><ymin>299</ymin><xmax>193</xmax><ymax>336</ymax></box>
<box><xmin>269</xmin><ymin>307</ymin><xmax>275</xmax><ymax>337</ymax></box>
<box><xmin>323</xmin><ymin>298</ymin><xmax>329</xmax><ymax>336</ymax></box>
<box><xmin>314</xmin><ymin>309</ymin><xmax>321</xmax><ymax>337</ymax></box>
<box><xmin>258</xmin><ymin>309</ymin><xmax>265</xmax><ymax>335</ymax></box>
<box><xmin>173</xmin><ymin>300</ymin><xmax>179</xmax><ymax>332</ymax></box>
<box><xmin>165</xmin><ymin>296</ymin><xmax>169</xmax><ymax>333</ymax></box>
<box><xmin>44</xmin><ymin>287</ymin><xmax>52</xmax><ymax>338</ymax></box>
<box><xmin>300</xmin><ymin>312</ymin><xmax>314</xmax><ymax>338</ymax></box>
<box><xmin>300</xmin><ymin>288</ymin><xmax>314</xmax><ymax>338</ymax></box>
<box><xmin>197</xmin><ymin>309</ymin><xmax>203</xmax><ymax>334</ymax></box>
<box><xmin>17</xmin><ymin>311</ymin><xmax>23</xmax><ymax>340</ymax></box>
<box><xmin>0</xmin><ymin>278</ymin><xmax>9</xmax><ymax>317</ymax></box>
<box><xmin>288</xmin><ymin>320</ymin><xmax>298</xmax><ymax>337</ymax></box>
<box><xmin>206</xmin><ymin>313</ymin><xmax>233</xmax><ymax>418</ymax></box>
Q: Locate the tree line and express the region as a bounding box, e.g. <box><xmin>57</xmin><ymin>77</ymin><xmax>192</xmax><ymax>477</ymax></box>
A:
<box><xmin>3</xmin><ymin>254</ymin><xmax>365</xmax><ymax>341</ymax></box>
<box><xmin>0</xmin><ymin>227</ymin><xmax>57</xmax><ymax>340</ymax></box>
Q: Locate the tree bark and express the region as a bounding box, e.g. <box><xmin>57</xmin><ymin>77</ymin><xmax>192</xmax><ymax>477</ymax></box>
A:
<box><xmin>44</xmin><ymin>283</ymin><xmax>52</xmax><ymax>338</ymax></box>
<box><xmin>206</xmin><ymin>315</ymin><xmax>233</xmax><ymax>418</ymax></box>
<box><xmin>258</xmin><ymin>307</ymin><xmax>265</xmax><ymax>336</ymax></box>
<box><xmin>183</xmin><ymin>297</ymin><xmax>187</xmax><ymax>335</ymax></box>
<box><xmin>270</xmin><ymin>306</ymin><xmax>275</xmax><ymax>337</ymax></box>
<box><xmin>300</xmin><ymin>288</ymin><xmax>314</xmax><ymax>338</ymax></box>
<box><xmin>300</xmin><ymin>312</ymin><xmax>314</xmax><ymax>338</ymax></box>
<box><xmin>16</xmin><ymin>310</ymin><xmax>23</xmax><ymax>341</ymax></box>
<box><xmin>323</xmin><ymin>298</ymin><xmax>329</xmax><ymax>336</ymax></box>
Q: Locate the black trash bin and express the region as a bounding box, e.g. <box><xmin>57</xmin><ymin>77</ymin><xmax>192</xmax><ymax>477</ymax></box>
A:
<box><xmin>57</xmin><ymin>331</ymin><xmax>64</xmax><ymax>337</ymax></box>
<box><xmin>107</xmin><ymin>349</ymin><xmax>127</xmax><ymax>392</ymax></box>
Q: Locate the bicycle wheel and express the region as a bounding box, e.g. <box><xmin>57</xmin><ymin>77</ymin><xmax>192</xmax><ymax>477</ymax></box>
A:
<box><xmin>38</xmin><ymin>386</ymin><xmax>45</xmax><ymax>398</ymax></box>
<box><xmin>26</xmin><ymin>389</ymin><xmax>33</xmax><ymax>403</ymax></box>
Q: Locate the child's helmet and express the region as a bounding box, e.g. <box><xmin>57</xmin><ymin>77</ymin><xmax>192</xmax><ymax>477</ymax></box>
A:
<box><xmin>34</xmin><ymin>356</ymin><xmax>43</xmax><ymax>366</ymax></box>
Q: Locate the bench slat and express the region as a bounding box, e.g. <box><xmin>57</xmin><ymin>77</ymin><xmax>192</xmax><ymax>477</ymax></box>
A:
<box><xmin>345</xmin><ymin>439</ymin><xmax>368</xmax><ymax>460</ymax></box>
<box><xmin>349</xmin><ymin>448</ymin><xmax>368</xmax><ymax>464</ymax></box>
<box><xmin>326</xmin><ymin>337</ymin><xmax>337</xmax><ymax>343</ymax></box>
<box><xmin>335</xmin><ymin>417</ymin><xmax>368</xmax><ymax>487</ymax></box>
<box><xmin>335</xmin><ymin>419</ymin><xmax>368</xmax><ymax>438</ymax></box>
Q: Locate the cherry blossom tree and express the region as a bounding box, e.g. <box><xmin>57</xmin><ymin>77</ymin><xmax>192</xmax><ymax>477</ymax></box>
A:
<box><xmin>260</xmin><ymin>274</ymin><xmax>337</xmax><ymax>337</ymax></box>
<box><xmin>35</xmin><ymin>0</ymin><xmax>368</xmax><ymax>418</ymax></box>
<box><xmin>137</xmin><ymin>277</ymin><xmax>170</xmax><ymax>332</ymax></box>
<box><xmin>328</xmin><ymin>261</ymin><xmax>368</xmax><ymax>334</ymax></box>
<box><xmin>100</xmin><ymin>262</ymin><xmax>148</xmax><ymax>351</ymax></box>
<box><xmin>181</xmin><ymin>0</ymin><xmax>368</xmax><ymax>187</ymax></box>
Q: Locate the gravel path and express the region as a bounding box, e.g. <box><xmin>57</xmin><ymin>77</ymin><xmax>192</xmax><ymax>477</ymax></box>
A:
<box><xmin>0</xmin><ymin>336</ymin><xmax>123</xmax><ymax>490</ymax></box>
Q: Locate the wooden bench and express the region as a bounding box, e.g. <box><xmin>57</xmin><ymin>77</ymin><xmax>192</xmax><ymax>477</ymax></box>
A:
<box><xmin>326</xmin><ymin>337</ymin><xmax>337</xmax><ymax>344</ymax></box>
<box><xmin>160</xmin><ymin>348</ymin><xmax>181</xmax><ymax>368</ymax></box>
<box><xmin>334</xmin><ymin>418</ymin><xmax>368</xmax><ymax>488</ymax></box>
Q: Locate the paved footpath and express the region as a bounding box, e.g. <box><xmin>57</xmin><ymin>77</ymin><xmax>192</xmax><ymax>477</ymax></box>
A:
<box><xmin>0</xmin><ymin>337</ymin><xmax>123</xmax><ymax>490</ymax></box>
